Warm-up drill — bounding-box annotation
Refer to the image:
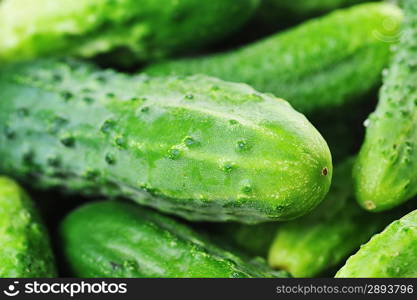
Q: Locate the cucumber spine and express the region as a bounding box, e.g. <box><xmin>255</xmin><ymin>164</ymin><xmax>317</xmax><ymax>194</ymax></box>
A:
<box><xmin>354</xmin><ymin>0</ymin><xmax>417</xmax><ymax>212</ymax></box>
<box><xmin>0</xmin><ymin>0</ymin><xmax>259</xmax><ymax>64</ymax></box>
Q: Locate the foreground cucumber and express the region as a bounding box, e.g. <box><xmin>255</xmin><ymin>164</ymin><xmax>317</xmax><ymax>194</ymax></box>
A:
<box><xmin>0</xmin><ymin>0</ymin><xmax>259</xmax><ymax>64</ymax></box>
<box><xmin>354</xmin><ymin>0</ymin><xmax>417</xmax><ymax>212</ymax></box>
<box><xmin>60</xmin><ymin>201</ymin><xmax>289</xmax><ymax>278</ymax></box>
<box><xmin>268</xmin><ymin>159</ymin><xmax>398</xmax><ymax>277</ymax></box>
<box><xmin>0</xmin><ymin>59</ymin><xmax>332</xmax><ymax>223</ymax></box>
<box><xmin>0</xmin><ymin>177</ymin><xmax>56</xmax><ymax>277</ymax></box>
<box><xmin>145</xmin><ymin>3</ymin><xmax>402</xmax><ymax>115</ymax></box>
<box><xmin>336</xmin><ymin>209</ymin><xmax>417</xmax><ymax>278</ymax></box>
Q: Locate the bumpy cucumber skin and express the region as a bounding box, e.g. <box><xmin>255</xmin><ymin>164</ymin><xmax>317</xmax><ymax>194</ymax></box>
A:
<box><xmin>60</xmin><ymin>201</ymin><xmax>289</xmax><ymax>278</ymax></box>
<box><xmin>354</xmin><ymin>0</ymin><xmax>417</xmax><ymax>212</ymax></box>
<box><xmin>0</xmin><ymin>0</ymin><xmax>259</xmax><ymax>64</ymax></box>
<box><xmin>336</xmin><ymin>209</ymin><xmax>417</xmax><ymax>278</ymax></box>
<box><xmin>268</xmin><ymin>159</ymin><xmax>397</xmax><ymax>277</ymax></box>
<box><xmin>145</xmin><ymin>3</ymin><xmax>402</xmax><ymax>115</ymax></box>
<box><xmin>0</xmin><ymin>177</ymin><xmax>57</xmax><ymax>277</ymax></box>
<box><xmin>0</xmin><ymin>59</ymin><xmax>332</xmax><ymax>223</ymax></box>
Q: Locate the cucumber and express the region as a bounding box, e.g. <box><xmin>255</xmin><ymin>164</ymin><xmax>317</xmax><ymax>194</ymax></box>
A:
<box><xmin>145</xmin><ymin>3</ymin><xmax>402</xmax><ymax>115</ymax></box>
<box><xmin>60</xmin><ymin>201</ymin><xmax>289</xmax><ymax>278</ymax></box>
<box><xmin>0</xmin><ymin>59</ymin><xmax>332</xmax><ymax>223</ymax></box>
<box><xmin>336</xmin><ymin>209</ymin><xmax>417</xmax><ymax>278</ymax></box>
<box><xmin>354</xmin><ymin>0</ymin><xmax>417</xmax><ymax>212</ymax></box>
<box><xmin>268</xmin><ymin>158</ymin><xmax>399</xmax><ymax>277</ymax></box>
<box><xmin>0</xmin><ymin>176</ymin><xmax>56</xmax><ymax>277</ymax></box>
<box><xmin>0</xmin><ymin>0</ymin><xmax>259</xmax><ymax>64</ymax></box>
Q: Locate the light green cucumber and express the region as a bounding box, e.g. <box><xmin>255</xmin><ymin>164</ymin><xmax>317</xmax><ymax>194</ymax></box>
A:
<box><xmin>0</xmin><ymin>0</ymin><xmax>259</xmax><ymax>64</ymax></box>
<box><xmin>145</xmin><ymin>3</ymin><xmax>402</xmax><ymax>115</ymax></box>
<box><xmin>354</xmin><ymin>0</ymin><xmax>417</xmax><ymax>212</ymax></box>
<box><xmin>0</xmin><ymin>176</ymin><xmax>57</xmax><ymax>277</ymax></box>
<box><xmin>268</xmin><ymin>158</ymin><xmax>399</xmax><ymax>277</ymax></box>
<box><xmin>60</xmin><ymin>201</ymin><xmax>289</xmax><ymax>278</ymax></box>
<box><xmin>336</xmin><ymin>209</ymin><xmax>417</xmax><ymax>278</ymax></box>
<box><xmin>0</xmin><ymin>59</ymin><xmax>332</xmax><ymax>223</ymax></box>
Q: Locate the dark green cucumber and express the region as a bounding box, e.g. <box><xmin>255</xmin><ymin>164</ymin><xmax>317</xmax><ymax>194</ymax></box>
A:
<box><xmin>145</xmin><ymin>3</ymin><xmax>402</xmax><ymax>115</ymax></box>
<box><xmin>60</xmin><ymin>201</ymin><xmax>289</xmax><ymax>278</ymax></box>
<box><xmin>268</xmin><ymin>158</ymin><xmax>399</xmax><ymax>277</ymax></box>
<box><xmin>336</xmin><ymin>209</ymin><xmax>417</xmax><ymax>278</ymax></box>
<box><xmin>0</xmin><ymin>59</ymin><xmax>332</xmax><ymax>223</ymax></box>
<box><xmin>0</xmin><ymin>176</ymin><xmax>56</xmax><ymax>277</ymax></box>
<box><xmin>0</xmin><ymin>0</ymin><xmax>259</xmax><ymax>64</ymax></box>
<box><xmin>354</xmin><ymin>0</ymin><xmax>417</xmax><ymax>212</ymax></box>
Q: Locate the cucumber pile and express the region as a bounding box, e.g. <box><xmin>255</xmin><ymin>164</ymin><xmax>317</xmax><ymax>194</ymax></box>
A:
<box><xmin>0</xmin><ymin>0</ymin><xmax>416</xmax><ymax>278</ymax></box>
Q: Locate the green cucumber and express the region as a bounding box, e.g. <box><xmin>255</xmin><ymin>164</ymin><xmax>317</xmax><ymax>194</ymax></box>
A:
<box><xmin>354</xmin><ymin>0</ymin><xmax>417</xmax><ymax>212</ymax></box>
<box><xmin>60</xmin><ymin>201</ymin><xmax>289</xmax><ymax>278</ymax></box>
<box><xmin>214</xmin><ymin>0</ymin><xmax>377</xmax><ymax>48</ymax></box>
<box><xmin>0</xmin><ymin>59</ymin><xmax>332</xmax><ymax>223</ymax></box>
<box><xmin>0</xmin><ymin>176</ymin><xmax>56</xmax><ymax>277</ymax></box>
<box><xmin>268</xmin><ymin>158</ymin><xmax>398</xmax><ymax>277</ymax></box>
<box><xmin>0</xmin><ymin>0</ymin><xmax>259</xmax><ymax>64</ymax></box>
<box><xmin>336</xmin><ymin>209</ymin><xmax>417</xmax><ymax>278</ymax></box>
<box><xmin>145</xmin><ymin>3</ymin><xmax>402</xmax><ymax>115</ymax></box>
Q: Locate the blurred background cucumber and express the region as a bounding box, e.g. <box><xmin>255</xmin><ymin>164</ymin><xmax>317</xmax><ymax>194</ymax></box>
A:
<box><xmin>145</xmin><ymin>3</ymin><xmax>402</xmax><ymax>116</ymax></box>
<box><xmin>354</xmin><ymin>0</ymin><xmax>417</xmax><ymax>213</ymax></box>
<box><xmin>60</xmin><ymin>201</ymin><xmax>289</xmax><ymax>278</ymax></box>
